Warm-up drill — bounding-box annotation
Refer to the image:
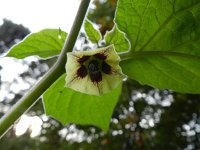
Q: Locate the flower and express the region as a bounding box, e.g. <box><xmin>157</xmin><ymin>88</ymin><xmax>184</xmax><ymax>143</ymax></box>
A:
<box><xmin>65</xmin><ymin>45</ymin><xmax>126</xmax><ymax>96</ymax></box>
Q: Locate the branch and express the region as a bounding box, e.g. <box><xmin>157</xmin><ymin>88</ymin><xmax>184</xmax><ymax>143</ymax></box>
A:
<box><xmin>0</xmin><ymin>0</ymin><xmax>91</xmax><ymax>138</ymax></box>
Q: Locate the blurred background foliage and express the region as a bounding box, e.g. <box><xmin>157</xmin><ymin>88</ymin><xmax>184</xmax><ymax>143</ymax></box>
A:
<box><xmin>0</xmin><ymin>0</ymin><xmax>200</xmax><ymax>149</ymax></box>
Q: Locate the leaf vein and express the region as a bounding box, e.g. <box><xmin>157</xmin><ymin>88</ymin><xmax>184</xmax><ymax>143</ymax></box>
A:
<box><xmin>139</xmin><ymin>1</ymin><xmax>200</xmax><ymax>51</ymax></box>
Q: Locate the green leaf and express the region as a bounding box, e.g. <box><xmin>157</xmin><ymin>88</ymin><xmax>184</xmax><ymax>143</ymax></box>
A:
<box><xmin>104</xmin><ymin>26</ymin><xmax>130</xmax><ymax>52</ymax></box>
<box><xmin>115</xmin><ymin>0</ymin><xmax>200</xmax><ymax>55</ymax></box>
<box><xmin>6</xmin><ymin>29</ymin><xmax>67</xmax><ymax>59</ymax></box>
<box><xmin>42</xmin><ymin>74</ymin><xmax>122</xmax><ymax>131</ymax></box>
<box><xmin>116</xmin><ymin>0</ymin><xmax>200</xmax><ymax>93</ymax></box>
<box><xmin>121</xmin><ymin>51</ymin><xmax>200</xmax><ymax>94</ymax></box>
<box><xmin>84</xmin><ymin>19</ymin><xmax>102</xmax><ymax>44</ymax></box>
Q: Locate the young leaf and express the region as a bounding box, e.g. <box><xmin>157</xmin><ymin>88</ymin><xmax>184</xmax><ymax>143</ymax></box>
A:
<box><xmin>104</xmin><ymin>26</ymin><xmax>130</xmax><ymax>52</ymax></box>
<box><xmin>6</xmin><ymin>29</ymin><xmax>67</xmax><ymax>59</ymax></box>
<box><xmin>116</xmin><ymin>0</ymin><xmax>200</xmax><ymax>93</ymax></box>
<box><xmin>84</xmin><ymin>19</ymin><xmax>102</xmax><ymax>44</ymax></box>
<box><xmin>42</xmin><ymin>74</ymin><xmax>122</xmax><ymax>131</ymax></box>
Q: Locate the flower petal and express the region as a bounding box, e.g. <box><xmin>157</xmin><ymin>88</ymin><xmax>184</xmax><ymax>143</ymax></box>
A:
<box><xmin>65</xmin><ymin>74</ymin><xmax>101</xmax><ymax>95</ymax></box>
<box><xmin>104</xmin><ymin>45</ymin><xmax>120</xmax><ymax>64</ymax></box>
<box><xmin>65</xmin><ymin>45</ymin><xmax>126</xmax><ymax>96</ymax></box>
<box><xmin>68</xmin><ymin>45</ymin><xmax>111</xmax><ymax>57</ymax></box>
<box><xmin>66</xmin><ymin>53</ymin><xmax>80</xmax><ymax>74</ymax></box>
<box><xmin>102</xmin><ymin>73</ymin><xmax>122</xmax><ymax>93</ymax></box>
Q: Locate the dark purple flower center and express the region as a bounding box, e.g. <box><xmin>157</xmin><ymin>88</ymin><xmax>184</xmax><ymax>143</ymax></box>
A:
<box><xmin>94</xmin><ymin>53</ymin><xmax>107</xmax><ymax>60</ymax></box>
<box><xmin>77</xmin><ymin>65</ymin><xmax>87</xmax><ymax>78</ymax></box>
<box><xmin>88</xmin><ymin>60</ymin><xmax>100</xmax><ymax>73</ymax></box>
<box><xmin>102</xmin><ymin>62</ymin><xmax>112</xmax><ymax>74</ymax></box>
<box><xmin>88</xmin><ymin>60</ymin><xmax>102</xmax><ymax>83</ymax></box>
<box><xmin>78</xmin><ymin>56</ymin><xmax>90</xmax><ymax>64</ymax></box>
<box><xmin>76</xmin><ymin>52</ymin><xmax>112</xmax><ymax>83</ymax></box>
<box><xmin>89</xmin><ymin>71</ymin><xmax>102</xmax><ymax>83</ymax></box>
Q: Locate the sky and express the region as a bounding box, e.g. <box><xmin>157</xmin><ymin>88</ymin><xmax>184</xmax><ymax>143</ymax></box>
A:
<box><xmin>0</xmin><ymin>0</ymin><xmax>80</xmax><ymax>32</ymax></box>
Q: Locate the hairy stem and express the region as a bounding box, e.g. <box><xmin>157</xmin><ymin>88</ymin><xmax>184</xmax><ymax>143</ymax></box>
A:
<box><xmin>0</xmin><ymin>0</ymin><xmax>91</xmax><ymax>138</ymax></box>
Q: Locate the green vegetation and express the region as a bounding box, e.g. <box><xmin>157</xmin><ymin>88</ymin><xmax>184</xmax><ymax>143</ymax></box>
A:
<box><xmin>0</xmin><ymin>0</ymin><xmax>200</xmax><ymax>149</ymax></box>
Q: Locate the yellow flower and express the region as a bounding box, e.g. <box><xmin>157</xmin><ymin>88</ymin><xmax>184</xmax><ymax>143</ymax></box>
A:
<box><xmin>65</xmin><ymin>45</ymin><xmax>126</xmax><ymax>96</ymax></box>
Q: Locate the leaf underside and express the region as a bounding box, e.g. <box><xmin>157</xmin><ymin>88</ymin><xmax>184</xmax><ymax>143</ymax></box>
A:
<box><xmin>6</xmin><ymin>29</ymin><xmax>67</xmax><ymax>59</ymax></box>
<box><xmin>121</xmin><ymin>52</ymin><xmax>200</xmax><ymax>93</ymax></box>
<box><xmin>116</xmin><ymin>0</ymin><xmax>200</xmax><ymax>93</ymax></box>
<box><xmin>43</xmin><ymin>74</ymin><xmax>122</xmax><ymax>131</ymax></box>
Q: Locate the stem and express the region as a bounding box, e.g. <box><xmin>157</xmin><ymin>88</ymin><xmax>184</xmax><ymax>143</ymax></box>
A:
<box><xmin>118</xmin><ymin>51</ymin><xmax>133</xmax><ymax>60</ymax></box>
<box><xmin>0</xmin><ymin>0</ymin><xmax>91</xmax><ymax>138</ymax></box>
<box><xmin>119</xmin><ymin>50</ymin><xmax>200</xmax><ymax>61</ymax></box>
